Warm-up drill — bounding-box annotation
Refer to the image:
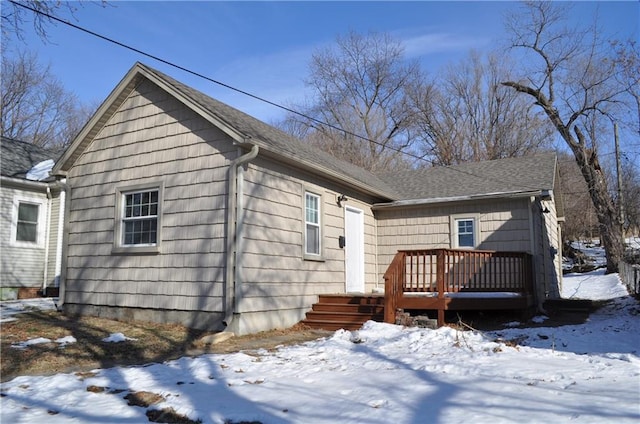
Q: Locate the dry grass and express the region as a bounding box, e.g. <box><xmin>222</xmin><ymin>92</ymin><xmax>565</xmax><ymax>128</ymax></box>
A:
<box><xmin>0</xmin><ymin>309</ymin><xmax>329</xmax><ymax>383</ymax></box>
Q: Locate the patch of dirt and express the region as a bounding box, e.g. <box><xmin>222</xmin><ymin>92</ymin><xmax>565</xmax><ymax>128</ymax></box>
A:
<box><xmin>0</xmin><ymin>309</ymin><xmax>331</xmax><ymax>382</ymax></box>
<box><xmin>125</xmin><ymin>391</ymin><xmax>165</xmax><ymax>407</ymax></box>
<box><xmin>444</xmin><ymin>300</ymin><xmax>608</xmax><ymax>331</ymax></box>
<box><xmin>146</xmin><ymin>407</ymin><xmax>202</xmax><ymax>424</ymax></box>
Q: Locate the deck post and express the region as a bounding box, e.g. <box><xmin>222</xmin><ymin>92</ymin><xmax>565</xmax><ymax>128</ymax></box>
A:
<box><xmin>436</xmin><ymin>249</ymin><xmax>446</xmax><ymax>326</ymax></box>
<box><xmin>384</xmin><ymin>252</ymin><xmax>405</xmax><ymax>324</ymax></box>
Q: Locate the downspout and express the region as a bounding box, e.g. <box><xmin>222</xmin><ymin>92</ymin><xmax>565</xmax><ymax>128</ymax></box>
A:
<box><xmin>529</xmin><ymin>196</ymin><xmax>546</xmax><ymax>313</ymax></box>
<box><xmin>540</xmin><ymin>199</ymin><xmax>550</xmax><ymax>299</ymax></box>
<box><xmin>42</xmin><ymin>186</ymin><xmax>52</xmax><ymax>295</ymax></box>
<box><xmin>54</xmin><ymin>182</ymin><xmax>66</xmax><ymax>291</ymax></box>
<box><xmin>55</xmin><ymin>179</ymin><xmax>70</xmax><ymax>309</ymax></box>
<box><xmin>224</xmin><ymin>143</ymin><xmax>259</xmax><ymax>330</ymax></box>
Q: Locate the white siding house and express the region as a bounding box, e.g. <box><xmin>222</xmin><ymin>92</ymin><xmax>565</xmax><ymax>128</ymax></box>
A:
<box><xmin>1</xmin><ymin>137</ymin><xmax>65</xmax><ymax>299</ymax></box>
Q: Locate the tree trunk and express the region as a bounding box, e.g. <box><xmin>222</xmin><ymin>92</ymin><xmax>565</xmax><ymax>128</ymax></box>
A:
<box><xmin>569</xmin><ymin>143</ymin><xmax>624</xmax><ymax>273</ymax></box>
<box><xmin>502</xmin><ymin>81</ymin><xmax>624</xmax><ymax>273</ymax></box>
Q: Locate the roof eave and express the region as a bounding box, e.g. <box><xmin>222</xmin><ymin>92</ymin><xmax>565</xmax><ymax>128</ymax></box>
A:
<box><xmin>52</xmin><ymin>63</ymin><xmax>252</xmax><ymax>175</ymax></box>
<box><xmin>52</xmin><ymin>65</ymin><xmax>145</xmax><ymax>175</ymax></box>
<box><xmin>256</xmin><ymin>148</ymin><xmax>396</xmax><ymax>200</ymax></box>
<box><xmin>136</xmin><ymin>65</ymin><xmax>250</xmax><ymax>144</ymax></box>
<box><xmin>1</xmin><ymin>175</ymin><xmax>53</xmax><ymax>191</ymax></box>
<box><xmin>372</xmin><ymin>190</ymin><xmax>543</xmax><ymax>210</ymax></box>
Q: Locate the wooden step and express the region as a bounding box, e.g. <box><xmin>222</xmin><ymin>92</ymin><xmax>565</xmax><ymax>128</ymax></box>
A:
<box><xmin>305</xmin><ymin>310</ymin><xmax>383</xmax><ymax>322</ymax></box>
<box><xmin>301</xmin><ymin>294</ymin><xmax>386</xmax><ymax>331</ymax></box>
<box><xmin>312</xmin><ymin>302</ymin><xmax>384</xmax><ymax>314</ymax></box>
<box><xmin>317</xmin><ymin>294</ymin><xmax>385</xmax><ymax>305</ymax></box>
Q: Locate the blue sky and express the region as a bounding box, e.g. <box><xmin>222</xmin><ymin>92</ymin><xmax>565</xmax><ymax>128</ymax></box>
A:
<box><xmin>5</xmin><ymin>0</ymin><xmax>637</xmax><ymax>126</ymax></box>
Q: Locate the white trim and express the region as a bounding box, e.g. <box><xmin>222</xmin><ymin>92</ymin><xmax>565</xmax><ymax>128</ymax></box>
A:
<box><xmin>54</xmin><ymin>185</ymin><xmax>66</xmax><ymax>287</ymax></box>
<box><xmin>303</xmin><ymin>190</ymin><xmax>323</xmax><ymax>260</ymax></box>
<box><xmin>373</xmin><ymin>190</ymin><xmax>543</xmax><ymax>210</ymax></box>
<box><xmin>112</xmin><ymin>182</ymin><xmax>164</xmax><ymax>254</ymax></box>
<box><xmin>450</xmin><ymin>214</ymin><xmax>480</xmax><ymax>249</ymax></box>
<box><xmin>344</xmin><ymin>206</ymin><xmax>365</xmax><ymax>293</ymax></box>
<box><xmin>11</xmin><ymin>194</ymin><xmax>47</xmax><ymax>249</ymax></box>
<box><xmin>42</xmin><ymin>187</ymin><xmax>52</xmax><ymax>290</ymax></box>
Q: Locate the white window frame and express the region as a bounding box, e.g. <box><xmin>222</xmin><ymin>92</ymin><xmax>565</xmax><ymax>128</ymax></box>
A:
<box><xmin>113</xmin><ymin>182</ymin><xmax>163</xmax><ymax>254</ymax></box>
<box><xmin>303</xmin><ymin>190</ymin><xmax>323</xmax><ymax>260</ymax></box>
<box><xmin>11</xmin><ymin>195</ymin><xmax>47</xmax><ymax>248</ymax></box>
<box><xmin>451</xmin><ymin>214</ymin><xmax>479</xmax><ymax>249</ymax></box>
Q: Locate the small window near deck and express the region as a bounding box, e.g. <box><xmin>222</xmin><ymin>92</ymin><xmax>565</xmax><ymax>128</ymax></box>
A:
<box><xmin>456</xmin><ymin>218</ymin><xmax>475</xmax><ymax>248</ymax></box>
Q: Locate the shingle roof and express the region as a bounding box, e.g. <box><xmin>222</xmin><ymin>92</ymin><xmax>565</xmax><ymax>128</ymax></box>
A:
<box><xmin>378</xmin><ymin>153</ymin><xmax>557</xmax><ymax>201</ymax></box>
<box><xmin>139</xmin><ymin>64</ymin><xmax>398</xmax><ymax>200</ymax></box>
<box><xmin>139</xmin><ymin>65</ymin><xmax>557</xmax><ymax>203</ymax></box>
<box><xmin>55</xmin><ymin>62</ymin><xmax>558</xmax><ymax>204</ymax></box>
<box><xmin>1</xmin><ymin>137</ymin><xmax>61</xmax><ymax>179</ymax></box>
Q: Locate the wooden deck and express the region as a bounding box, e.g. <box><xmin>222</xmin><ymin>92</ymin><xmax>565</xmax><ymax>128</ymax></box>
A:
<box><xmin>303</xmin><ymin>249</ymin><xmax>535</xmax><ymax>331</ymax></box>
<box><xmin>384</xmin><ymin>249</ymin><xmax>535</xmax><ymax>326</ymax></box>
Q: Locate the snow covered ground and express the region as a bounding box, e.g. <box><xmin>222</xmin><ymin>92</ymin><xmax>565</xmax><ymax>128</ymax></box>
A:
<box><xmin>1</xmin><ymin>271</ymin><xmax>639</xmax><ymax>424</ymax></box>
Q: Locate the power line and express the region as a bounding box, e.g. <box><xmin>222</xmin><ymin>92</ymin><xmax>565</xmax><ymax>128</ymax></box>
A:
<box><xmin>9</xmin><ymin>0</ymin><xmax>558</xmax><ymax>193</ymax></box>
<box><xmin>9</xmin><ymin>0</ymin><xmax>418</xmax><ymax>161</ymax></box>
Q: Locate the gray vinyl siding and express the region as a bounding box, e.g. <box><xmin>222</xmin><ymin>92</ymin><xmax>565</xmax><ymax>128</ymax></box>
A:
<box><xmin>64</xmin><ymin>79</ymin><xmax>234</xmax><ymax>313</ymax></box>
<box><xmin>236</xmin><ymin>157</ymin><xmax>379</xmax><ymax>314</ymax></box>
<box><xmin>534</xmin><ymin>197</ymin><xmax>562</xmax><ymax>300</ymax></box>
<box><xmin>376</xmin><ymin>198</ymin><xmax>532</xmax><ymax>283</ymax></box>
<box><xmin>0</xmin><ymin>185</ymin><xmax>48</xmax><ymax>288</ymax></box>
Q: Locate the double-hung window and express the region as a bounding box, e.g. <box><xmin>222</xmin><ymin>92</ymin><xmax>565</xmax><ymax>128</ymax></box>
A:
<box><xmin>123</xmin><ymin>190</ymin><xmax>158</xmax><ymax>245</ymax></box>
<box><xmin>304</xmin><ymin>191</ymin><xmax>321</xmax><ymax>258</ymax></box>
<box><xmin>452</xmin><ymin>216</ymin><xmax>477</xmax><ymax>249</ymax></box>
<box><xmin>11</xmin><ymin>196</ymin><xmax>46</xmax><ymax>248</ymax></box>
<box><xmin>17</xmin><ymin>202</ymin><xmax>40</xmax><ymax>243</ymax></box>
<box><xmin>114</xmin><ymin>183</ymin><xmax>163</xmax><ymax>253</ymax></box>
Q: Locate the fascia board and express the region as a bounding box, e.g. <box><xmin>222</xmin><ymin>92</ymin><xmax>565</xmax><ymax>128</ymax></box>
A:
<box><xmin>136</xmin><ymin>66</ymin><xmax>250</xmax><ymax>145</ymax></box>
<box><xmin>256</xmin><ymin>148</ymin><xmax>396</xmax><ymax>200</ymax></box>
<box><xmin>372</xmin><ymin>190</ymin><xmax>543</xmax><ymax>210</ymax></box>
<box><xmin>52</xmin><ymin>63</ymin><xmax>250</xmax><ymax>176</ymax></box>
<box><xmin>52</xmin><ymin>65</ymin><xmax>145</xmax><ymax>175</ymax></box>
<box><xmin>1</xmin><ymin>175</ymin><xmax>51</xmax><ymax>192</ymax></box>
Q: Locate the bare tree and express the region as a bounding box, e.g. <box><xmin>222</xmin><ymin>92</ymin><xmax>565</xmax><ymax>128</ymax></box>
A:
<box><xmin>611</xmin><ymin>40</ymin><xmax>640</xmax><ymax>136</ymax></box>
<box><xmin>502</xmin><ymin>1</ymin><xmax>634</xmax><ymax>273</ymax></box>
<box><xmin>413</xmin><ymin>51</ymin><xmax>554</xmax><ymax>165</ymax></box>
<box><xmin>280</xmin><ymin>31</ymin><xmax>426</xmax><ymax>172</ymax></box>
<box><xmin>1</xmin><ymin>50</ymin><xmax>92</xmax><ymax>148</ymax></box>
<box><xmin>620</xmin><ymin>160</ymin><xmax>640</xmax><ymax>237</ymax></box>
<box><xmin>558</xmin><ymin>153</ymin><xmax>598</xmax><ymax>242</ymax></box>
<box><xmin>2</xmin><ymin>0</ymin><xmax>106</xmax><ymax>41</ymax></box>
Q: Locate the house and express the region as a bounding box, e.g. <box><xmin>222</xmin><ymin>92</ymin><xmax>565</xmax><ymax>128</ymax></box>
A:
<box><xmin>51</xmin><ymin>62</ymin><xmax>563</xmax><ymax>334</ymax></box>
<box><xmin>1</xmin><ymin>137</ymin><xmax>66</xmax><ymax>299</ymax></box>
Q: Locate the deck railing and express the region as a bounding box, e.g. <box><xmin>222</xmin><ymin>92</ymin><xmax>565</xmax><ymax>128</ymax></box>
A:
<box><xmin>383</xmin><ymin>249</ymin><xmax>534</xmax><ymax>324</ymax></box>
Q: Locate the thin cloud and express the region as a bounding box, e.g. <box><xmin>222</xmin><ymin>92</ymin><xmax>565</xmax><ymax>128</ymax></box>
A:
<box><xmin>402</xmin><ymin>32</ymin><xmax>492</xmax><ymax>58</ymax></box>
<box><xmin>191</xmin><ymin>45</ymin><xmax>319</xmax><ymax>122</ymax></box>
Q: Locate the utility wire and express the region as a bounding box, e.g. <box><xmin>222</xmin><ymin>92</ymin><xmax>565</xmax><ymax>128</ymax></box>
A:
<box><xmin>9</xmin><ymin>0</ymin><xmax>413</xmax><ymax>159</ymax></box>
<box><xmin>10</xmin><ymin>0</ymin><xmax>559</xmax><ymax>193</ymax></box>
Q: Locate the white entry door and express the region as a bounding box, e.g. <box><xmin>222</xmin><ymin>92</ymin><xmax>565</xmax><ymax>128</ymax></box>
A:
<box><xmin>345</xmin><ymin>206</ymin><xmax>365</xmax><ymax>293</ymax></box>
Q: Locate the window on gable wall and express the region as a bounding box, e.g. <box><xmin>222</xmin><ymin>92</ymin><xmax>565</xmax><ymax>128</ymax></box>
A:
<box><xmin>304</xmin><ymin>191</ymin><xmax>321</xmax><ymax>257</ymax></box>
<box><xmin>123</xmin><ymin>190</ymin><xmax>159</xmax><ymax>245</ymax></box>
<box><xmin>113</xmin><ymin>183</ymin><xmax>163</xmax><ymax>253</ymax></box>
